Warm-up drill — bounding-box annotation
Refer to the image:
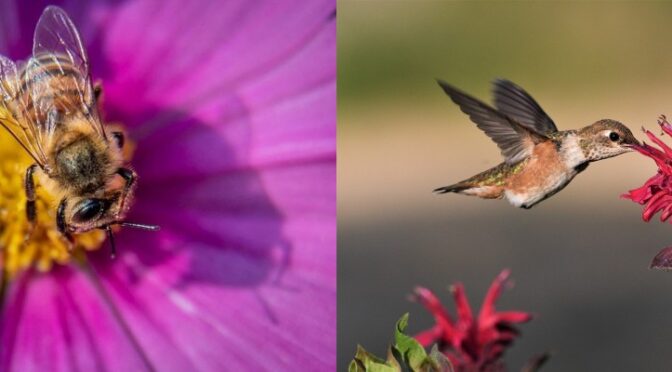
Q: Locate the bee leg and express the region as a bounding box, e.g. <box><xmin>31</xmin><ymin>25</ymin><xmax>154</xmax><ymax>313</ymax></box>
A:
<box><xmin>117</xmin><ymin>167</ymin><xmax>136</xmax><ymax>212</ymax></box>
<box><xmin>24</xmin><ymin>164</ymin><xmax>38</xmax><ymax>226</ymax></box>
<box><xmin>111</xmin><ymin>131</ymin><xmax>125</xmax><ymax>149</ymax></box>
<box><xmin>93</xmin><ymin>81</ymin><xmax>103</xmax><ymax>101</ymax></box>
<box><xmin>104</xmin><ymin>225</ymin><xmax>116</xmax><ymax>259</ymax></box>
<box><xmin>57</xmin><ymin>198</ymin><xmax>74</xmax><ymax>251</ymax></box>
<box><xmin>117</xmin><ymin>167</ymin><xmax>136</xmax><ymax>190</ymax></box>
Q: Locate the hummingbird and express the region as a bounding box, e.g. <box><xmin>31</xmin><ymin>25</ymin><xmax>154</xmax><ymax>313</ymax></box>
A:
<box><xmin>434</xmin><ymin>79</ymin><xmax>640</xmax><ymax>209</ymax></box>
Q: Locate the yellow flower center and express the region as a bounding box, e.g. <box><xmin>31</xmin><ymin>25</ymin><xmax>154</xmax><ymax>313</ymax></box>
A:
<box><xmin>0</xmin><ymin>127</ymin><xmax>130</xmax><ymax>277</ymax></box>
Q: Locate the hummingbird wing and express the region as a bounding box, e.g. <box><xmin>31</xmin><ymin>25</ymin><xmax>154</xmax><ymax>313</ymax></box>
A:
<box><xmin>437</xmin><ymin>79</ymin><xmax>548</xmax><ymax>164</ymax></box>
<box><xmin>492</xmin><ymin>79</ymin><xmax>558</xmax><ymax>134</ymax></box>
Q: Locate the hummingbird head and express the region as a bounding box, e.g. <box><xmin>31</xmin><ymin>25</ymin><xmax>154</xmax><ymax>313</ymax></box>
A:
<box><xmin>578</xmin><ymin>119</ymin><xmax>640</xmax><ymax>161</ymax></box>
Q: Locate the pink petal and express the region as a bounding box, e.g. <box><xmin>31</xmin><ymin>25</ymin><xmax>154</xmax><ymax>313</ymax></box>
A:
<box><xmin>0</xmin><ymin>268</ymin><xmax>150</xmax><ymax>371</ymax></box>
<box><xmin>102</xmin><ymin>1</ymin><xmax>334</xmax><ymax>119</ymax></box>
<box><xmin>82</xmin><ymin>159</ymin><xmax>335</xmax><ymax>370</ymax></box>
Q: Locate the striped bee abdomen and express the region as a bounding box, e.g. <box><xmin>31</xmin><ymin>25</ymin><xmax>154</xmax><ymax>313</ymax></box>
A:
<box><xmin>15</xmin><ymin>54</ymin><xmax>94</xmax><ymax>129</ymax></box>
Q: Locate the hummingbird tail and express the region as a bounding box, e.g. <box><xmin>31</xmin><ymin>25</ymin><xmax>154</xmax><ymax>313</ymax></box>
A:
<box><xmin>433</xmin><ymin>183</ymin><xmax>472</xmax><ymax>194</ymax></box>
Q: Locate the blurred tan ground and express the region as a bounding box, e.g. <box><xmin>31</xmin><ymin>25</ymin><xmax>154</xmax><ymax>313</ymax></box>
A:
<box><xmin>338</xmin><ymin>2</ymin><xmax>672</xmax><ymax>371</ymax></box>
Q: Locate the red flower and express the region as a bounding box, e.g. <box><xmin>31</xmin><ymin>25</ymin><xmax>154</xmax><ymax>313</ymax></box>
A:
<box><xmin>412</xmin><ymin>269</ymin><xmax>532</xmax><ymax>371</ymax></box>
<box><xmin>622</xmin><ymin>116</ymin><xmax>672</xmax><ymax>269</ymax></box>
<box><xmin>622</xmin><ymin>115</ymin><xmax>672</xmax><ymax>222</ymax></box>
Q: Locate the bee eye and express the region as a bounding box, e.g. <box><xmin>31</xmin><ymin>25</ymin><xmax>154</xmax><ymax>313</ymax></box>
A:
<box><xmin>73</xmin><ymin>199</ymin><xmax>105</xmax><ymax>223</ymax></box>
<box><xmin>609</xmin><ymin>132</ymin><xmax>620</xmax><ymax>142</ymax></box>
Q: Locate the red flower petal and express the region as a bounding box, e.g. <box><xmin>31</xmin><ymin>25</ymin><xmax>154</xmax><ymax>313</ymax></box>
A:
<box><xmin>412</xmin><ymin>270</ymin><xmax>530</xmax><ymax>370</ymax></box>
<box><xmin>494</xmin><ymin>311</ymin><xmax>533</xmax><ymax>324</ymax></box>
<box><xmin>450</xmin><ymin>283</ymin><xmax>473</xmax><ymax>325</ymax></box>
<box><xmin>644</xmin><ymin>129</ymin><xmax>672</xmax><ymax>158</ymax></box>
<box><xmin>622</xmin><ymin>119</ymin><xmax>672</xmax><ymax>269</ymax></box>
<box><xmin>660</xmin><ymin>203</ymin><xmax>672</xmax><ymax>222</ymax></box>
<box><xmin>415</xmin><ymin>325</ymin><xmax>444</xmax><ymax>347</ymax></box>
<box><xmin>413</xmin><ymin>286</ymin><xmax>456</xmax><ymax>336</ymax></box>
<box><xmin>478</xmin><ymin>269</ymin><xmax>510</xmax><ymax>321</ymax></box>
<box><xmin>658</xmin><ymin>115</ymin><xmax>672</xmax><ymax>137</ymax></box>
<box><xmin>644</xmin><ymin>193</ymin><xmax>672</xmax><ymax>221</ymax></box>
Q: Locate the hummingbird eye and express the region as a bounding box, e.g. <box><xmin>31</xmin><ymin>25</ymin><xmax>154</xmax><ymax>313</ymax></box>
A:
<box><xmin>609</xmin><ymin>132</ymin><xmax>620</xmax><ymax>142</ymax></box>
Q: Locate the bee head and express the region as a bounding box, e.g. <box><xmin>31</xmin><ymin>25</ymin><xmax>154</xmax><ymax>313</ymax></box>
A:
<box><xmin>65</xmin><ymin>189</ymin><xmax>130</xmax><ymax>233</ymax></box>
<box><xmin>60</xmin><ymin>187</ymin><xmax>158</xmax><ymax>257</ymax></box>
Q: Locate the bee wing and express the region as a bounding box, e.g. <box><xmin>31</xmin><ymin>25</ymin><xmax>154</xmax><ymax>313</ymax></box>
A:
<box><xmin>26</xmin><ymin>6</ymin><xmax>106</xmax><ymax>143</ymax></box>
<box><xmin>33</xmin><ymin>6</ymin><xmax>89</xmax><ymax>77</ymax></box>
<box><xmin>0</xmin><ymin>54</ymin><xmax>49</xmax><ymax>166</ymax></box>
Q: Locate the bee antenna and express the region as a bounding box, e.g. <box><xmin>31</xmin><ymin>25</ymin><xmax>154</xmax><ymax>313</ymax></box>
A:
<box><xmin>105</xmin><ymin>225</ymin><xmax>116</xmax><ymax>259</ymax></box>
<box><xmin>118</xmin><ymin>222</ymin><xmax>160</xmax><ymax>231</ymax></box>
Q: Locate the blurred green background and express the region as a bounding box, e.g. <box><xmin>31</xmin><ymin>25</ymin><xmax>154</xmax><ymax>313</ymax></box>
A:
<box><xmin>339</xmin><ymin>2</ymin><xmax>672</xmax><ymax>371</ymax></box>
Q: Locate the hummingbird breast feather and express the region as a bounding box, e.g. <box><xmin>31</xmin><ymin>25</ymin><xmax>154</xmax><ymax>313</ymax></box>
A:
<box><xmin>504</xmin><ymin>141</ymin><xmax>582</xmax><ymax>208</ymax></box>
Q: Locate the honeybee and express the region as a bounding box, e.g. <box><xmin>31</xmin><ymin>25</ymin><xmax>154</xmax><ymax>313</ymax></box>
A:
<box><xmin>0</xmin><ymin>6</ymin><xmax>157</xmax><ymax>256</ymax></box>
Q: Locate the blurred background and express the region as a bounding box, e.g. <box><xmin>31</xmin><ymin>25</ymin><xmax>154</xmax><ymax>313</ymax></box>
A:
<box><xmin>338</xmin><ymin>2</ymin><xmax>672</xmax><ymax>371</ymax></box>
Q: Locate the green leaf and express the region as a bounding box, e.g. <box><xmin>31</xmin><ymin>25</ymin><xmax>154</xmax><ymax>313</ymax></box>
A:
<box><xmin>351</xmin><ymin>313</ymin><xmax>454</xmax><ymax>372</ymax></box>
<box><xmin>394</xmin><ymin>313</ymin><xmax>429</xmax><ymax>369</ymax></box>
<box><xmin>355</xmin><ymin>344</ymin><xmax>388</xmax><ymax>365</ymax></box>
<box><xmin>429</xmin><ymin>345</ymin><xmax>454</xmax><ymax>372</ymax></box>
<box><xmin>350</xmin><ymin>345</ymin><xmax>400</xmax><ymax>372</ymax></box>
<box><xmin>349</xmin><ymin>359</ymin><xmax>364</xmax><ymax>372</ymax></box>
<box><xmin>385</xmin><ymin>347</ymin><xmax>402</xmax><ymax>369</ymax></box>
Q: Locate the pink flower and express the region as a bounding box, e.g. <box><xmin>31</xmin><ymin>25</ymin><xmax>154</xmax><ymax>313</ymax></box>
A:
<box><xmin>413</xmin><ymin>270</ymin><xmax>532</xmax><ymax>371</ymax></box>
<box><xmin>0</xmin><ymin>1</ymin><xmax>335</xmax><ymax>370</ymax></box>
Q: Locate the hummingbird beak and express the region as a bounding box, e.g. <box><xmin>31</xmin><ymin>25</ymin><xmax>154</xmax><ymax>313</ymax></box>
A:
<box><xmin>623</xmin><ymin>139</ymin><xmax>642</xmax><ymax>150</ymax></box>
